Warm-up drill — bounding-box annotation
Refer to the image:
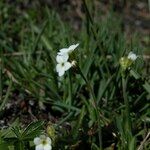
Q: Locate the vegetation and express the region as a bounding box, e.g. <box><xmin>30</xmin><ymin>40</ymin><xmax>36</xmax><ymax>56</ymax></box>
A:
<box><xmin>0</xmin><ymin>0</ymin><xmax>149</xmax><ymax>149</ymax></box>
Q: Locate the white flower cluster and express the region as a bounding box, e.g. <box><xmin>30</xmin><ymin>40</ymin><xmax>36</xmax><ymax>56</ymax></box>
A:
<box><xmin>119</xmin><ymin>51</ymin><xmax>138</xmax><ymax>71</ymax></box>
<box><xmin>56</xmin><ymin>44</ymin><xmax>79</xmax><ymax>76</ymax></box>
<box><xmin>34</xmin><ymin>135</ymin><xmax>52</xmax><ymax>150</ymax></box>
<box><xmin>127</xmin><ymin>51</ymin><xmax>138</xmax><ymax>61</ymax></box>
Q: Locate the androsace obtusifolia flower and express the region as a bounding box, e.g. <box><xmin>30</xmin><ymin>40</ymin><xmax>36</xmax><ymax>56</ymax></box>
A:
<box><xmin>56</xmin><ymin>43</ymin><xmax>79</xmax><ymax>76</ymax></box>
<box><xmin>120</xmin><ymin>51</ymin><xmax>138</xmax><ymax>71</ymax></box>
<box><xmin>34</xmin><ymin>135</ymin><xmax>52</xmax><ymax>150</ymax></box>
<box><xmin>127</xmin><ymin>51</ymin><xmax>137</xmax><ymax>61</ymax></box>
<box><xmin>56</xmin><ymin>53</ymin><xmax>72</xmax><ymax>76</ymax></box>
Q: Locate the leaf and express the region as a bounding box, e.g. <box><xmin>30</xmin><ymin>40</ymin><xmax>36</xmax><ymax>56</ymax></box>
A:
<box><xmin>11</xmin><ymin>127</ymin><xmax>21</xmax><ymax>139</ymax></box>
<box><xmin>130</xmin><ymin>69</ymin><xmax>140</xmax><ymax>79</ymax></box>
<box><xmin>0</xmin><ymin>143</ymin><xmax>9</xmax><ymax>150</ymax></box>
<box><xmin>0</xmin><ymin>80</ymin><xmax>12</xmax><ymax>111</ymax></box>
<box><xmin>91</xmin><ymin>143</ymin><xmax>100</xmax><ymax>150</ymax></box>
<box><xmin>22</xmin><ymin>121</ymin><xmax>44</xmax><ymax>140</ymax></box>
<box><xmin>129</xmin><ymin>137</ymin><xmax>136</xmax><ymax>150</ymax></box>
<box><xmin>72</xmin><ymin>106</ymin><xmax>86</xmax><ymax>139</ymax></box>
<box><xmin>97</xmin><ymin>75</ymin><xmax>114</xmax><ymax>104</ymax></box>
<box><xmin>143</xmin><ymin>82</ymin><xmax>150</xmax><ymax>94</ymax></box>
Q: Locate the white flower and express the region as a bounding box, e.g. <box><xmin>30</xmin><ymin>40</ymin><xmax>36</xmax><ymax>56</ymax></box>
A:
<box><xmin>56</xmin><ymin>54</ymin><xmax>72</xmax><ymax>76</ymax></box>
<box><xmin>127</xmin><ymin>52</ymin><xmax>137</xmax><ymax>61</ymax></box>
<box><xmin>34</xmin><ymin>135</ymin><xmax>52</xmax><ymax>150</ymax></box>
<box><xmin>55</xmin><ymin>43</ymin><xmax>79</xmax><ymax>76</ymax></box>
<box><xmin>58</xmin><ymin>43</ymin><xmax>79</xmax><ymax>55</ymax></box>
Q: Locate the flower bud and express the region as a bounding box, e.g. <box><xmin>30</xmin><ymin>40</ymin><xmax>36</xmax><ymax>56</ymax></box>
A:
<box><xmin>119</xmin><ymin>57</ymin><xmax>132</xmax><ymax>71</ymax></box>
<box><xmin>46</xmin><ymin>124</ymin><xmax>56</xmax><ymax>141</ymax></box>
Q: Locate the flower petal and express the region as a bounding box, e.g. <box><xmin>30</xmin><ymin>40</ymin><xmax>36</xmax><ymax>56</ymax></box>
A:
<box><xmin>56</xmin><ymin>64</ymin><xmax>66</xmax><ymax>76</ymax></box>
<box><xmin>68</xmin><ymin>43</ymin><xmax>79</xmax><ymax>51</ymax></box>
<box><xmin>40</xmin><ymin>135</ymin><xmax>46</xmax><ymax>139</ymax></box>
<box><xmin>56</xmin><ymin>53</ymin><xmax>69</xmax><ymax>63</ymax></box>
<box><xmin>62</xmin><ymin>53</ymin><xmax>69</xmax><ymax>62</ymax></box>
<box><xmin>58</xmin><ymin>69</ymin><xmax>65</xmax><ymax>76</ymax></box>
<box><xmin>56</xmin><ymin>64</ymin><xmax>62</xmax><ymax>73</ymax></box>
<box><xmin>59</xmin><ymin>48</ymin><xmax>69</xmax><ymax>54</ymax></box>
<box><xmin>44</xmin><ymin>144</ymin><xmax>52</xmax><ymax>150</ymax></box>
<box><xmin>46</xmin><ymin>137</ymin><xmax>52</xmax><ymax>145</ymax></box>
<box><xmin>56</xmin><ymin>55</ymin><xmax>64</xmax><ymax>63</ymax></box>
<box><xmin>34</xmin><ymin>137</ymin><xmax>41</xmax><ymax>145</ymax></box>
<box><xmin>128</xmin><ymin>52</ymin><xmax>137</xmax><ymax>61</ymax></box>
<box><xmin>64</xmin><ymin>62</ymin><xmax>72</xmax><ymax>71</ymax></box>
<box><xmin>36</xmin><ymin>144</ymin><xmax>44</xmax><ymax>150</ymax></box>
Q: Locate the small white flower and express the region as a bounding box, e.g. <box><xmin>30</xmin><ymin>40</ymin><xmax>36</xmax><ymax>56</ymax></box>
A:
<box><xmin>56</xmin><ymin>43</ymin><xmax>79</xmax><ymax>76</ymax></box>
<box><xmin>127</xmin><ymin>51</ymin><xmax>137</xmax><ymax>61</ymax></box>
<box><xmin>56</xmin><ymin>54</ymin><xmax>72</xmax><ymax>76</ymax></box>
<box><xmin>34</xmin><ymin>135</ymin><xmax>52</xmax><ymax>150</ymax></box>
<box><xmin>58</xmin><ymin>43</ymin><xmax>79</xmax><ymax>55</ymax></box>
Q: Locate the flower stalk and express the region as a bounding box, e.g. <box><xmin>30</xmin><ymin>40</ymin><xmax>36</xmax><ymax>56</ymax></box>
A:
<box><xmin>122</xmin><ymin>77</ymin><xmax>132</xmax><ymax>133</ymax></box>
<box><xmin>119</xmin><ymin>51</ymin><xmax>138</xmax><ymax>133</ymax></box>
<box><xmin>56</xmin><ymin>44</ymin><xmax>103</xmax><ymax>149</ymax></box>
<box><xmin>77</xmin><ymin>65</ymin><xmax>103</xmax><ymax>150</ymax></box>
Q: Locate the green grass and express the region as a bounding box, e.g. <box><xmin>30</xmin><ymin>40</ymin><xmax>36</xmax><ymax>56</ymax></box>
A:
<box><xmin>0</xmin><ymin>0</ymin><xmax>150</xmax><ymax>150</ymax></box>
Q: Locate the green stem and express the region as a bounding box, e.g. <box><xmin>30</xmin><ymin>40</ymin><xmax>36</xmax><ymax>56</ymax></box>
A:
<box><xmin>68</xmin><ymin>71</ymin><xmax>72</xmax><ymax>112</ymax></box>
<box><xmin>122</xmin><ymin>77</ymin><xmax>132</xmax><ymax>133</ymax></box>
<box><xmin>15</xmin><ymin>141</ymin><xmax>24</xmax><ymax>150</ymax></box>
<box><xmin>0</xmin><ymin>80</ymin><xmax>12</xmax><ymax>111</ymax></box>
<box><xmin>0</xmin><ymin>49</ymin><xmax>3</xmax><ymax>101</ymax></box>
<box><xmin>77</xmin><ymin>65</ymin><xmax>103</xmax><ymax>150</ymax></box>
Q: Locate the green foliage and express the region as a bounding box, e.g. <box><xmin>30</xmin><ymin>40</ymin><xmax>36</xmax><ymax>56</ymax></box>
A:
<box><xmin>0</xmin><ymin>0</ymin><xmax>149</xmax><ymax>149</ymax></box>
<box><xmin>0</xmin><ymin>121</ymin><xmax>44</xmax><ymax>150</ymax></box>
